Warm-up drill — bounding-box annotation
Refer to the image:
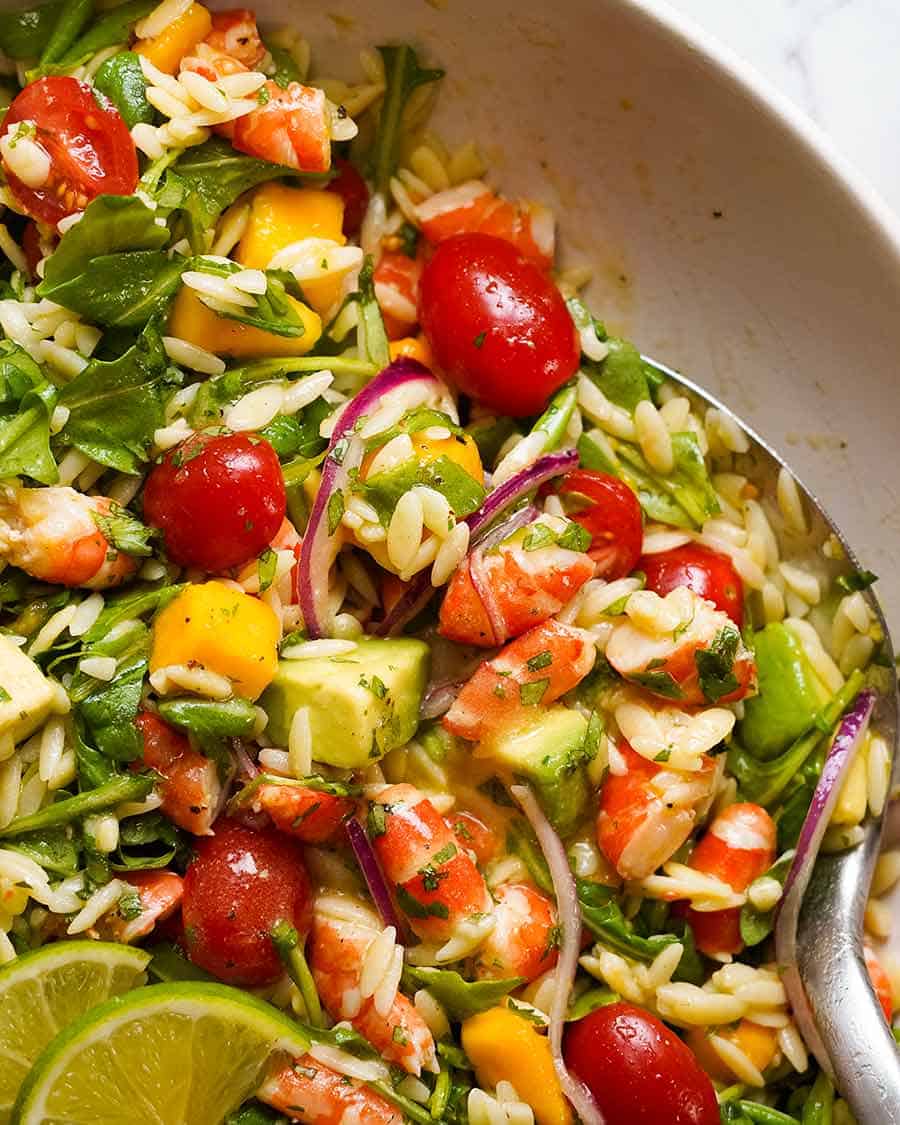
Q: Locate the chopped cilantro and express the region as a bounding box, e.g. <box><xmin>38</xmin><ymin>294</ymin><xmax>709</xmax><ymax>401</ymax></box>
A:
<box><xmin>395</xmin><ymin>885</ymin><xmax>450</xmax><ymax>920</ymax></box>
<box><xmin>654</xmin><ymin>749</ymin><xmax>672</xmax><ymax>763</ymax></box>
<box><xmin>526</xmin><ymin>650</ymin><xmax>553</xmax><ymax>673</ymax></box>
<box><xmin>836</xmin><ymin>569</ymin><xmax>878</xmax><ymax>593</ymax></box>
<box><xmin>522</xmin><ymin>524</ymin><xmax>555</xmax><ymax>552</ymax></box>
<box><xmin>327</xmin><ymin>490</ymin><xmax>345</xmax><ymax>535</ymax></box>
<box><xmin>519</xmin><ymin>679</ymin><xmax>550</xmax><ymax>706</ymax></box>
<box><xmin>392</xmin><ymin>1026</ymin><xmax>410</xmax><ymax>1045</ymax></box>
<box><xmin>695</xmin><ymin>625</ymin><xmax>741</xmax><ymax>703</ymax></box>
<box><xmin>556</xmin><ymin>521</ymin><xmax>591</xmax><ymax>553</ymax></box>
<box><xmin>117</xmin><ymin>888</ymin><xmax>143</xmax><ymax>921</ymax></box>
<box><xmin>367</xmin><ymin>803</ymin><xmax>388</xmax><ymax>838</ymax></box>
<box><xmin>631</xmin><ymin>668</ymin><xmax>685</xmax><ymax>700</ymax></box>
<box><xmin>398</xmin><ymin>222</ymin><xmax>420</xmax><ymax>258</ymax></box>
<box><xmin>257</xmin><ymin>547</ymin><xmax>277</xmax><ymax>593</ymax></box>
<box><xmin>0</xmin><ymin>685</ymin><xmax>10</xmax><ymax>703</ymax></box>
<box><xmin>432</xmin><ymin>842</ymin><xmax>457</xmax><ymax>866</ymax></box>
<box><xmin>473</xmin><ymin>331</ymin><xmax>486</xmax><ymax>348</ymax></box>
<box><xmin>91</xmin><ymin>503</ymin><xmax>155</xmax><ymax>558</ymax></box>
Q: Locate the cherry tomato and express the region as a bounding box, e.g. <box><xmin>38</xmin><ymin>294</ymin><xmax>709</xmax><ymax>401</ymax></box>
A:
<box><xmin>865</xmin><ymin>943</ymin><xmax>894</xmax><ymax>1023</ymax></box>
<box><xmin>640</xmin><ymin>543</ymin><xmax>744</xmax><ymax>626</ymax></box>
<box><xmin>326</xmin><ymin>156</ymin><xmax>369</xmax><ymax>236</ymax></box>
<box><xmin>563</xmin><ymin>1003</ymin><xmax>719</xmax><ymax>1125</ymax></box>
<box><xmin>144</xmin><ymin>432</ymin><xmax>286</xmax><ymax>571</ymax></box>
<box><xmin>557</xmin><ymin>469</ymin><xmax>643</xmax><ymax>578</ymax></box>
<box><xmin>1</xmin><ymin>77</ymin><xmax>138</xmax><ymax>225</ymax></box>
<box><xmin>181</xmin><ymin>818</ymin><xmax>312</xmax><ymax>986</ymax></box>
<box><xmin>418</xmin><ymin>233</ymin><xmax>579</xmax><ymax>417</ymax></box>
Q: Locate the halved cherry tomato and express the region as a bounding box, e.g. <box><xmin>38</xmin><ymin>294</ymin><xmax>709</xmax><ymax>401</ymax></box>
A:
<box><xmin>557</xmin><ymin>469</ymin><xmax>643</xmax><ymax>579</ymax></box>
<box><xmin>181</xmin><ymin>818</ymin><xmax>312</xmax><ymax>986</ymax></box>
<box><xmin>326</xmin><ymin>156</ymin><xmax>370</xmax><ymax>237</ymax></box>
<box><xmin>563</xmin><ymin>1003</ymin><xmax>719</xmax><ymax>1125</ymax></box>
<box><xmin>418</xmin><ymin>233</ymin><xmax>579</xmax><ymax>417</ymax></box>
<box><xmin>1</xmin><ymin>77</ymin><xmax>138</xmax><ymax>225</ymax></box>
<box><xmin>865</xmin><ymin>943</ymin><xmax>894</xmax><ymax>1023</ymax></box>
<box><xmin>641</xmin><ymin>543</ymin><xmax>744</xmax><ymax>626</ymax></box>
<box><xmin>144</xmin><ymin>432</ymin><xmax>286</xmax><ymax>572</ymax></box>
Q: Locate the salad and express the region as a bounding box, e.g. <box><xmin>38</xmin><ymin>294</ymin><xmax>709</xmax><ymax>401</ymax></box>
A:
<box><xmin>0</xmin><ymin>1</ymin><xmax>895</xmax><ymax>1123</ymax></box>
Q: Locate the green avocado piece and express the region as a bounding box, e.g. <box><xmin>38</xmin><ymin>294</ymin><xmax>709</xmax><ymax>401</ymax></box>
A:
<box><xmin>261</xmin><ymin>637</ymin><xmax>430</xmax><ymax>769</ymax></box>
<box><xmin>488</xmin><ymin>706</ymin><xmax>591</xmax><ymax>836</ymax></box>
<box><xmin>738</xmin><ymin>622</ymin><xmax>829</xmax><ymax>760</ymax></box>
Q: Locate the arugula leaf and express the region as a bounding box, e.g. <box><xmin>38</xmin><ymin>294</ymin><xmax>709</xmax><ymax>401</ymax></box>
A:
<box><xmin>82</xmin><ymin>582</ymin><xmax>183</xmax><ymax>644</ymax></box>
<box><xmin>165</xmin><ymin>139</ymin><xmax>324</xmax><ymax>250</ymax></box>
<box><xmin>695</xmin><ymin>625</ymin><xmax>741</xmax><ymax>702</ymax></box>
<box><xmin>362</xmin><ymin>454</ymin><xmax>485</xmax><ymax>523</ymax></box>
<box><xmin>38</xmin><ymin>195</ymin><xmax>183</xmax><ymax>326</ymax></box>
<box><xmin>739</xmin><ymin>849</ymin><xmax>794</xmax><ymax>947</ymax></box>
<box><xmin>6</xmin><ymin>826</ymin><xmax>80</xmax><ymax>875</ymax></box>
<box><xmin>566</xmin><ymin>985</ymin><xmax>619</xmax><ymax>1021</ymax></box>
<box><xmin>111</xmin><ymin>811</ymin><xmax>185</xmax><ymax>871</ymax></box>
<box><xmin>371</xmin><ymin>45</ymin><xmax>444</xmax><ymax>195</ymax></box>
<box><xmin>266</xmin><ymin>42</ymin><xmax>303</xmax><ymax>88</ymax></box>
<box><xmin>189</xmin><ymin>258</ymin><xmax>308</xmax><ymax>337</ymax></box>
<box><xmin>38</xmin><ymin>0</ymin><xmax>92</xmax><ymax>66</ymax></box>
<box><xmin>157</xmin><ymin>696</ymin><xmax>259</xmax><ymax>739</ymax></box>
<box><xmin>226</xmin><ymin>1102</ymin><xmax>289</xmax><ymax>1125</ymax></box>
<box><xmin>91</xmin><ymin>503</ymin><xmax>155</xmax><ymax>557</ymax></box>
<box><xmin>395</xmin><ymin>885</ymin><xmax>449</xmax><ymax>920</ymax></box>
<box><xmin>836</xmin><ymin>569</ymin><xmax>878</xmax><ymax>593</ymax></box>
<box><xmin>577</xmin><ymin>879</ymin><xmax>703</xmax><ymax>983</ymax></box>
<box><xmin>0</xmin><ymin>773</ymin><xmax>153</xmax><ymax>838</ymax></box>
<box><xmin>0</xmin><ymin>1</ymin><xmax>63</xmax><ymax>59</ymax></box>
<box><xmin>53</xmin><ymin>0</ymin><xmax>154</xmax><ymax>67</ymax></box>
<box><xmin>59</xmin><ymin>320</ymin><xmax>178</xmax><ymax>472</ymax></box>
<box><xmin>0</xmin><ymin>343</ymin><xmax>58</xmax><ymax>484</ymax></box>
<box><xmin>353</xmin><ymin>255</ymin><xmax>390</xmax><ymax>368</ymax></box>
<box><xmin>147</xmin><ymin>941</ymin><xmax>217</xmax><ymax>984</ymax></box>
<box><xmin>93</xmin><ymin>50</ymin><xmax>153</xmax><ymax>128</ymax></box>
<box><xmin>631</xmin><ymin>667</ymin><xmax>684</xmax><ymax>700</ymax></box>
<box><xmin>77</xmin><ymin>655</ymin><xmax>146</xmax><ymax>763</ymax></box>
<box><xmin>403</xmin><ymin>966</ymin><xmax>523</xmax><ymax>1020</ymax></box>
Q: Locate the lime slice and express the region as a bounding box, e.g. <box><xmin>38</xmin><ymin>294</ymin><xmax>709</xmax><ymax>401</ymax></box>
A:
<box><xmin>13</xmin><ymin>981</ymin><xmax>310</xmax><ymax>1125</ymax></box>
<box><xmin>0</xmin><ymin>941</ymin><xmax>149</xmax><ymax>1125</ymax></box>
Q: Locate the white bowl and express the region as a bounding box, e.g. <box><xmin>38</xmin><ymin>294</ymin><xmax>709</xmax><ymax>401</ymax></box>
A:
<box><xmin>293</xmin><ymin>0</ymin><xmax>900</xmax><ymax>625</ymax></box>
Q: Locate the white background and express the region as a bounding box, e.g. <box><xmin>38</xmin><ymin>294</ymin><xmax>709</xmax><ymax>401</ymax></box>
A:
<box><xmin>663</xmin><ymin>0</ymin><xmax>900</xmax><ymax>217</ymax></box>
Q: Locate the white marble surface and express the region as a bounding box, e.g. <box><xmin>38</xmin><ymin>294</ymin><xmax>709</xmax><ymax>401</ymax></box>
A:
<box><xmin>662</xmin><ymin>0</ymin><xmax>900</xmax><ymax>219</ymax></box>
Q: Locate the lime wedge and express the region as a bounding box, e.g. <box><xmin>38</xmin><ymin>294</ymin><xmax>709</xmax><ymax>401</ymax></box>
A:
<box><xmin>13</xmin><ymin>981</ymin><xmax>310</xmax><ymax>1125</ymax></box>
<box><xmin>0</xmin><ymin>941</ymin><xmax>149</xmax><ymax>1125</ymax></box>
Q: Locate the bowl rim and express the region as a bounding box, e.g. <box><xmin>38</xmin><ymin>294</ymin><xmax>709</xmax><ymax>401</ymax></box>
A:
<box><xmin>626</xmin><ymin>0</ymin><xmax>900</xmax><ymax>259</ymax></box>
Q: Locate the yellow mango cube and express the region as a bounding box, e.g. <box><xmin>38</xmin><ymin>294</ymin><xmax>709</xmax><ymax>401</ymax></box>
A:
<box><xmin>237</xmin><ymin>184</ymin><xmax>346</xmax><ymax>314</ymax></box>
<box><xmin>168</xmin><ymin>286</ymin><xmax>322</xmax><ymax>359</ymax></box>
<box><xmin>135</xmin><ymin>3</ymin><xmax>212</xmax><ymax>74</ymax></box>
<box><xmin>461</xmin><ymin>1008</ymin><xmax>573</xmax><ymax>1125</ymax></box>
<box><xmin>151</xmin><ymin>582</ymin><xmax>280</xmax><ymax>700</ymax></box>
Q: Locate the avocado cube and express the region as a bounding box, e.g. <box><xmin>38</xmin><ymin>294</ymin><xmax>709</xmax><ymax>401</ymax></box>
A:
<box><xmin>261</xmin><ymin>637</ymin><xmax>430</xmax><ymax>769</ymax></box>
<box><xmin>0</xmin><ymin>633</ymin><xmax>55</xmax><ymax>745</ymax></box>
<box><xmin>738</xmin><ymin>623</ymin><xmax>829</xmax><ymax>759</ymax></box>
<box><xmin>488</xmin><ymin>706</ymin><xmax>591</xmax><ymax>836</ymax></box>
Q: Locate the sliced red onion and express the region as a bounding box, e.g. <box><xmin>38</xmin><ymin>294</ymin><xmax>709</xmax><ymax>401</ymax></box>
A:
<box><xmin>511</xmin><ymin>783</ymin><xmax>606</xmax><ymax>1125</ymax></box>
<box><xmin>298</xmin><ymin>358</ymin><xmax>439</xmax><ymax>638</ymax></box>
<box><xmin>371</xmin><ymin>449</ymin><xmax>577</xmax><ymax>637</ymax></box>
<box><xmin>420</xmin><ymin>679</ymin><xmax>463</xmax><ymax>720</ymax></box>
<box><xmin>471</xmin><ymin>502</ymin><xmax>540</xmax><ymax>553</ymax></box>
<box><xmin>345</xmin><ymin>815</ymin><xmax>405</xmax><ymax>934</ymax></box>
<box><xmin>775</xmin><ymin>688</ymin><xmax>877</xmax><ymax>1070</ymax></box>
<box><xmin>468</xmin><ymin>548</ymin><xmax>505</xmax><ymax>647</ymax></box>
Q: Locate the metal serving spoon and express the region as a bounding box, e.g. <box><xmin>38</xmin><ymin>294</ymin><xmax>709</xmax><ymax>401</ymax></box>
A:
<box><xmin>645</xmin><ymin>357</ymin><xmax>900</xmax><ymax>1122</ymax></box>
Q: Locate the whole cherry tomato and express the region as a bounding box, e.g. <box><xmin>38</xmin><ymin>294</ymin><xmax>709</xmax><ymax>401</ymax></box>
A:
<box><xmin>418</xmin><ymin>233</ymin><xmax>579</xmax><ymax>416</ymax></box>
<box><xmin>1</xmin><ymin>77</ymin><xmax>138</xmax><ymax>224</ymax></box>
<box><xmin>326</xmin><ymin>156</ymin><xmax>370</xmax><ymax>236</ymax></box>
<box><xmin>563</xmin><ymin>1002</ymin><xmax>720</xmax><ymax>1125</ymax></box>
<box><xmin>181</xmin><ymin>819</ymin><xmax>312</xmax><ymax>986</ymax></box>
<box><xmin>144</xmin><ymin>432</ymin><xmax>286</xmax><ymax>571</ymax></box>
<box><xmin>557</xmin><ymin>469</ymin><xmax>643</xmax><ymax>578</ymax></box>
<box><xmin>640</xmin><ymin>543</ymin><xmax>744</xmax><ymax>626</ymax></box>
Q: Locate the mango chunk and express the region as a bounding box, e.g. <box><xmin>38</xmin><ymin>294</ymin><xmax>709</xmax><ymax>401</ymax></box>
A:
<box><xmin>135</xmin><ymin>3</ymin><xmax>212</xmax><ymax>74</ymax></box>
<box><xmin>151</xmin><ymin>582</ymin><xmax>279</xmax><ymax>700</ymax></box>
<box><xmin>237</xmin><ymin>184</ymin><xmax>346</xmax><ymax>314</ymax></box>
<box><xmin>167</xmin><ymin>286</ymin><xmax>322</xmax><ymax>358</ymax></box>
<box><xmin>461</xmin><ymin>1007</ymin><xmax>573</xmax><ymax>1125</ymax></box>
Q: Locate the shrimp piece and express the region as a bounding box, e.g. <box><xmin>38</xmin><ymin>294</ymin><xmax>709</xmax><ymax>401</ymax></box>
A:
<box><xmin>471</xmin><ymin>883</ymin><xmax>559</xmax><ymax>984</ymax></box>
<box><xmin>97</xmin><ymin>870</ymin><xmax>184</xmax><ymax>944</ymax></box>
<box><xmin>309</xmin><ymin>893</ymin><xmax>438</xmax><ymax>1075</ymax></box>
<box><xmin>367</xmin><ymin>785</ymin><xmax>495</xmax><ymax>957</ymax></box>
<box><xmin>682</xmin><ymin>803</ymin><xmax>776</xmax><ymax>956</ymax></box>
<box><xmin>202</xmin><ymin>8</ymin><xmax>265</xmax><ymax>68</ymax></box>
<box><xmin>597</xmin><ymin>742</ymin><xmax>718</xmax><ymax>881</ymax></box>
<box><xmin>450</xmin><ymin>810</ymin><xmax>499</xmax><ymax>866</ymax></box>
<box><xmin>180</xmin><ymin>41</ymin><xmax>249</xmax><ymax>80</ymax></box>
<box><xmin>232</xmin><ymin>82</ymin><xmax>332</xmax><ymax>173</ymax></box>
<box><xmin>252</xmin><ymin>781</ymin><xmax>356</xmax><ymax>844</ymax></box>
<box><xmin>134</xmin><ymin>711</ymin><xmax>224</xmax><ymax>835</ymax></box>
<box><xmin>606</xmin><ymin>587</ymin><xmax>756</xmax><ymax>706</ymax></box>
<box><xmin>438</xmin><ymin>532</ymin><xmax>595</xmax><ymax>647</ymax></box>
<box><xmin>0</xmin><ymin>485</ymin><xmax>140</xmax><ymax>589</ymax></box>
<box><xmin>417</xmin><ymin>180</ymin><xmax>555</xmax><ymax>269</ymax></box>
<box><xmin>864</xmin><ymin>943</ymin><xmax>895</xmax><ymax>1022</ymax></box>
<box><xmin>373</xmin><ymin>249</ymin><xmax>423</xmax><ymax>339</ymax></box>
<box><xmin>259</xmin><ymin>1056</ymin><xmax>403</xmax><ymax>1125</ymax></box>
<box><xmin>443</xmin><ymin>620</ymin><xmax>596</xmax><ymax>743</ymax></box>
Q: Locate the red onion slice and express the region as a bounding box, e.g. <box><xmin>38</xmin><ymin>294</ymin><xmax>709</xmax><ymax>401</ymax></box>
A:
<box><xmin>511</xmin><ymin>783</ymin><xmax>606</xmax><ymax>1125</ymax></box>
<box><xmin>297</xmin><ymin>358</ymin><xmax>439</xmax><ymax>638</ymax></box>
<box><xmin>345</xmin><ymin>815</ymin><xmax>405</xmax><ymax>934</ymax></box>
<box><xmin>775</xmin><ymin>688</ymin><xmax>877</xmax><ymax>1071</ymax></box>
<box><xmin>468</xmin><ymin>548</ymin><xmax>504</xmax><ymax>647</ymax></box>
<box><xmin>371</xmin><ymin>448</ymin><xmax>578</xmax><ymax>637</ymax></box>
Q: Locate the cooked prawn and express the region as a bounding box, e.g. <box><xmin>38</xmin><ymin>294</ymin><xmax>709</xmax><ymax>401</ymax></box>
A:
<box><xmin>417</xmin><ymin>180</ymin><xmax>555</xmax><ymax>269</ymax></box>
<box><xmin>258</xmin><ymin>1056</ymin><xmax>403</xmax><ymax>1125</ymax></box>
<box><xmin>366</xmin><ymin>785</ymin><xmax>495</xmax><ymax>957</ymax></box>
<box><xmin>309</xmin><ymin>892</ymin><xmax>438</xmax><ymax>1075</ymax></box>
<box><xmin>438</xmin><ymin>529</ymin><xmax>595</xmax><ymax>647</ymax></box>
<box><xmin>443</xmin><ymin>620</ymin><xmax>596</xmax><ymax>743</ymax></box>
<box><xmin>251</xmin><ymin>780</ymin><xmax>356</xmax><ymax>844</ymax></box>
<box><xmin>0</xmin><ymin>485</ymin><xmax>139</xmax><ymax>588</ymax></box>
<box><xmin>203</xmin><ymin>8</ymin><xmax>266</xmax><ymax>68</ymax></box>
<box><xmin>96</xmin><ymin>870</ymin><xmax>184</xmax><ymax>944</ymax></box>
<box><xmin>373</xmin><ymin>249</ymin><xmax>424</xmax><ymax>339</ymax></box>
<box><xmin>596</xmin><ymin>741</ymin><xmax>718</xmax><ymax>881</ymax></box>
<box><xmin>470</xmin><ymin>882</ymin><xmax>559</xmax><ymax>984</ymax></box>
<box><xmin>134</xmin><ymin>711</ymin><xmax>225</xmax><ymax>836</ymax></box>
